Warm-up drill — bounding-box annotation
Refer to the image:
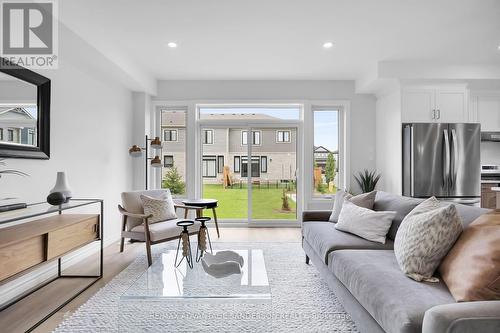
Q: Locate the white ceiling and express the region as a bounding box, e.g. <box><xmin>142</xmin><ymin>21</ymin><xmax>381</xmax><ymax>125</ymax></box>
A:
<box><xmin>61</xmin><ymin>0</ymin><xmax>500</xmax><ymax>84</ymax></box>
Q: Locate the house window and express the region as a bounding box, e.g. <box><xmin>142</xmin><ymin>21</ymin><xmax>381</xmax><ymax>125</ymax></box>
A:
<box><xmin>202</xmin><ymin>156</ymin><xmax>217</xmax><ymax>177</ymax></box>
<box><xmin>163</xmin><ymin>129</ymin><xmax>178</xmax><ymax>141</ymax></box>
<box><xmin>217</xmin><ymin>155</ymin><xmax>224</xmax><ymax>173</ymax></box>
<box><xmin>241</xmin><ymin>156</ymin><xmax>260</xmax><ymax>178</ymax></box>
<box><xmin>0</xmin><ymin>129</ymin><xmax>3</xmax><ymax>140</ymax></box>
<box><xmin>202</xmin><ymin>129</ymin><xmax>214</xmax><ymax>144</ymax></box>
<box><xmin>261</xmin><ymin>156</ymin><xmax>267</xmax><ymax>173</ymax></box>
<box><xmin>276</xmin><ymin>130</ymin><xmax>290</xmax><ymax>143</ymax></box>
<box><xmin>241</xmin><ymin>131</ymin><xmax>261</xmax><ymax>145</ymax></box>
<box><xmin>7</xmin><ymin>129</ymin><xmax>14</xmax><ymax>142</ymax></box>
<box><xmin>164</xmin><ymin>155</ymin><xmax>174</xmax><ymax>167</ymax></box>
<box><xmin>234</xmin><ymin>156</ymin><xmax>240</xmax><ymax>173</ymax></box>
<box><xmin>313</xmin><ymin>109</ymin><xmax>340</xmax><ymax>198</ymax></box>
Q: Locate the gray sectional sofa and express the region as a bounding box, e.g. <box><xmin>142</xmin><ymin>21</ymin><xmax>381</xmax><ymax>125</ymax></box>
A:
<box><xmin>302</xmin><ymin>191</ymin><xmax>500</xmax><ymax>333</ymax></box>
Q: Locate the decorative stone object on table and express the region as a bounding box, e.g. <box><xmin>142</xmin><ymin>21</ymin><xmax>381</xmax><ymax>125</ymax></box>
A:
<box><xmin>174</xmin><ymin>220</ymin><xmax>195</xmax><ymax>268</ymax></box>
<box><xmin>195</xmin><ymin>217</ymin><xmax>213</xmax><ymax>262</ymax></box>
<box><xmin>46</xmin><ymin>192</ymin><xmax>67</xmax><ymax>206</ymax></box>
<box><xmin>201</xmin><ymin>250</ymin><xmax>244</xmax><ymax>278</ymax></box>
<box><xmin>49</xmin><ymin>172</ymin><xmax>73</xmax><ymax>203</ymax></box>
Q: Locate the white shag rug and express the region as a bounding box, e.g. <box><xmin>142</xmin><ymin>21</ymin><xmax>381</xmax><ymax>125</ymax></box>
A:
<box><xmin>54</xmin><ymin>242</ymin><xmax>358</xmax><ymax>333</ymax></box>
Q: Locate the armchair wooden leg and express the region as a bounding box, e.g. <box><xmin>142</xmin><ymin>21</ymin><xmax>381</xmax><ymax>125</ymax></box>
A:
<box><xmin>120</xmin><ymin>215</ymin><xmax>127</xmax><ymax>253</ymax></box>
<box><xmin>145</xmin><ymin>239</ymin><xmax>153</xmax><ymax>266</ymax></box>
<box><xmin>184</xmin><ymin>209</ymin><xmax>188</xmax><ymax>219</ymax></box>
<box><xmin>305</xmin><ymin>255</ymin><xmax>310</xmax><ymax>265</ymax></box>
<box><xmin>120</xmin><ymin>237</ymin><xmax>125</xmax><ymax>253</ymax></box>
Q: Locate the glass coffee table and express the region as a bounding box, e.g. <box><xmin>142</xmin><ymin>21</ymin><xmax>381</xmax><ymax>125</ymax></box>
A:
<box><xmin>119</xmin><ymin>249</ymin><xmax>272</xmax><ymax>331</ymax></box>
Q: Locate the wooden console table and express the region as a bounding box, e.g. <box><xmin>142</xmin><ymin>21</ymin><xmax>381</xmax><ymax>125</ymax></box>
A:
<box><xmin>0</xmin><ymin>199</ymin><xmax>103</xmax><ymax>332</ymax></box>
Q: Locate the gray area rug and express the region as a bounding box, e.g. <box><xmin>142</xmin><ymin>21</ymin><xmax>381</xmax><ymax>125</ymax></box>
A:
<box><xmin>54</xmin><ymin>242</ymin><xmax>357</xmax><ymax>332</ymax></box>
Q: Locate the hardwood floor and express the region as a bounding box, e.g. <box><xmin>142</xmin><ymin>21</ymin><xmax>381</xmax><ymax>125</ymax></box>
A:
<box><xmin>0</xmin><ymin>227</ymin><xmax>301</xmax><ymax>333</ymax></box>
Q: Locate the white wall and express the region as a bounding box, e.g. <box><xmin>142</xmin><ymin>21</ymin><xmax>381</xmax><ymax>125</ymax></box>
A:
<box><xmin>0</xmin><ymin>26</ymin><xmax>135</xmax><ymax>244</ymax></box>
<box><xmin>154</xmin><ymin>80</ymin><xmax>376</xmax><ymax>208</ymax></box>
<box><xmin>375</xmin><ymin>89</ymin><xmax>402</xmax><ymax>194</ymax></box>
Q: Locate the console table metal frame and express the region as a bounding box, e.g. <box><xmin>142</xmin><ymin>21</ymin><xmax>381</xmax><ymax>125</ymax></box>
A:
<box><xmin>0</xmin><ymin>198</ymin><xmax>104</xmax><ymax>332</ymax></box>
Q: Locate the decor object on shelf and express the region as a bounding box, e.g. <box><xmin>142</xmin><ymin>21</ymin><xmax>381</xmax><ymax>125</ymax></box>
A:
<box><xmin>195</xmin><ymin>217</ymin><xmax>213</xmax><ymax>262</ymax></box>
<box><xmin>201</xmin><ymin>250</ymin><xmax>244</xmax><ymax>278</ymax></box>
<box><xmin>46</xmin><ymin>192</ymin><xmax>66</xmax><ymax>206</ymax></box>
<box><xmin>49</xmin><ymin>172</ymin><xmax>72</xmax><ymax>202</ymax></box>
<box><xmin>175</xmin><ymin>220</ymin><xmax>195</xmax><ymax>268</ymax></box>
<box><xmin>354</xmin><ymin>169</ymin><xmax>381</xmax><ymax>193</ymax></box>
<box><xmin>128</xmin><ymin>135</ymin><xmax>163</xmax><ymax>190</ymax></box>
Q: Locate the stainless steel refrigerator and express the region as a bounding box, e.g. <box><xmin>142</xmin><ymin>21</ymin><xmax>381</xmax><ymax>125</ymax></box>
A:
<box><xmin>403</xmin><ymin>123</ymin><xmax>481</xmax><ymax>205</ymax></box>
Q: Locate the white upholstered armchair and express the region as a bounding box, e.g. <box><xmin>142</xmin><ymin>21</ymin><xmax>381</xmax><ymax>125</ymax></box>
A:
<box><xmin>118</xmin><ymin>189</ymin><xmax>203</xmax><ymax>266</ymax></box>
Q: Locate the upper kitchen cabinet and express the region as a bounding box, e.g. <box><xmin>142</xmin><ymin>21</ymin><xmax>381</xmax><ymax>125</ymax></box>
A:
<box><xmin>469</xmin><ymin>92</ymin><xmax>500</xmax><ymax>131</ymax></box>
<box><xmin>401</xmin><ymin>85</ymin><xmax>469</xmax><ymax>123</ymax></box>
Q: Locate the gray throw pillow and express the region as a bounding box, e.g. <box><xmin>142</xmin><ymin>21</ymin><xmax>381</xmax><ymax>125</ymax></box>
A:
<box><xmin>329</xmin><ymin>190</ymin><xmax>352</xmax><ymax>222</ymax></box>
<box><xmin>394</xmin><ymin>197</ymin><xmax>463</xmax><ymax>282</ymax></box>
<box><xmin>335</xmin><ymin>201</ymin><xmax>396</xmax><ymax>244</ymax></box>
<box><xmin>140</xmin><ymin>193</ymin><xmax>177</xmax><ymax>223</ymax></box>
<box><xmin>329</xmin><ymin>190</ymin><xmax>377</xmax><ymax>222</ymax></box>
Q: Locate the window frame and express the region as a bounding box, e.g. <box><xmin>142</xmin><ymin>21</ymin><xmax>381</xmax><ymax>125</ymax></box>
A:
<box><xmin>234</xmin><ymin>156</ymin><xmax>241</xmax><ymax>173</ymax></box>
<box><xmin>163</xmin><ymin>129</ymin><xmax>178</xmax><ymax>142</ymax></box>
<box><xmin>276</xmin><ymin>130</ymin><xmax>291</xmax><ymax>143</ymax></box>
<box><xmin>241</xmin><ymin>130</ymin><xmax>262</xmax><ymax>146</ymax></box>
<box><xmin>202</xmin><ymin>129</ymin><xmax>214</xmax><ymax>145</ymax></box>
<box><xmin>164</xmin><ymin>155</ymin><xmax>174</xmax><ymax>168</ymax></box>
<box><xmin>7</xmin><ymin>129</ymin><xmax>14</xmax><ymax>142</ymax></box>
<box><xmin>217</xmin><ymin>155</ymin><xmax>224</xmax><ymax>174</ymax></box>
<box><xmin>260</xmin><ymin>156</ymin><xmax>268</xmax><ymax>173</ymax></box>
<box><xmin>202</xmin><ymin>155</ymin><xmax>217</xmax><ymax>178</ymax></box>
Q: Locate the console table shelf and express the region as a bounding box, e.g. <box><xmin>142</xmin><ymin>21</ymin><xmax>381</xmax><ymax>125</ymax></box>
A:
<box><xmin>0</xmin><ymin>199</ymin><xmax>103</xmax><ymax>332</ymax></box>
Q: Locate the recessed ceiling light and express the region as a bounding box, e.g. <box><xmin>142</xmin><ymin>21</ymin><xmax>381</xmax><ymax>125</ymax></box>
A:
<box><xmin>167</xmin><ymin>42</ymin><xmax>177</xmax><ymax>48</ymax></box>
<box><xmin>323</xmin><ymin>42</ymin><xmax>334</xmax><ymax>49</ymax></box>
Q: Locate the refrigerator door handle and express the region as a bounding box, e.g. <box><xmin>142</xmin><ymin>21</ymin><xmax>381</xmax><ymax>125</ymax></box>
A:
<box><xmin>443</xmin><ymin>129</ymin><xmax>451</xmax><ymax>189</ymax></box>
<box><xmin>450</xmin><ymin>129</ymin><xmax>459</xmax><ymax>189</ymax></box>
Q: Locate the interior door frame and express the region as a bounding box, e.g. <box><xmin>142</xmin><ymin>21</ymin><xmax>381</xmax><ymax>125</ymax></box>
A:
<box><xmin>197</xmin><ymin>117</ymin><xmax>302</xmax><ymax>227</ymax></box>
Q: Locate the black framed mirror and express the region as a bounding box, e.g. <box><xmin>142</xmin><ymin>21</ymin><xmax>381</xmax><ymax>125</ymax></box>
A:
<box><xmin>0</xmin><ymin>58</ymin><xmax>50</xmax><ymax>159</ymax></box>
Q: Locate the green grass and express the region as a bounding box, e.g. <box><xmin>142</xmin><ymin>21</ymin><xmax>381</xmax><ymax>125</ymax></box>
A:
<box><xmin>202</xmin><ymin>184</ymin><xmax>297</xmax><ymax>220</ymax></box>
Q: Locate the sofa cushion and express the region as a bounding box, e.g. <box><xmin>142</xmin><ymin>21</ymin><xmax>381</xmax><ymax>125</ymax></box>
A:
<box><xmin>131</xmin><ymin>219</ymin><xmax>200</xmax><ymax>242</ymax></box>
<box><xmin>373</xmin><ymin>191</ymin><xmax>423</xmax><ymax>240</ymax></box>
<box><xmin>302</xmin><ymin>222</ymin><xmax>393</xmax><ymax>264</ymax></box>
<box><xmin>329</xmin><ymin>250</ymin><xmax>455</xmax><ymax>333</ymax></box>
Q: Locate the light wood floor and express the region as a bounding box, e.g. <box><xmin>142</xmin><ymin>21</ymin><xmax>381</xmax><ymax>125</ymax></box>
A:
<box><xmin>0</xmin><ymin>227</ymin><xmax>301</xmax><ymax>333</ymax></box>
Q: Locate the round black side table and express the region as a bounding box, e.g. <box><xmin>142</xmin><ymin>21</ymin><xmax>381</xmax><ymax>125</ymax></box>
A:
<box><xmin>182</xmin><ymin>199</ymin><xmax>220</xmax><ymax>238</ymax></box>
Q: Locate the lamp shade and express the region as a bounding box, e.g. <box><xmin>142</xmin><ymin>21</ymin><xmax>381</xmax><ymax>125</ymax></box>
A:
<box><xmin>150</xmin><ymin>137</ymin><xmax>162</xmax><ymax>149</ymax></box>
<box><xmin>129</xmin><ymin>145</ymin><xmax>143</xmax><ymax>157</ymax></box>
<box><xmin>151</xmin><ymin>155</ymin><xmax>162</xmax><ymax>168</ymax></box>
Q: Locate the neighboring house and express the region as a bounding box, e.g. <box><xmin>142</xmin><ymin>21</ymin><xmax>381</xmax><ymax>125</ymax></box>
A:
<box><xmin>0</xmin><ymin>107</ymin><xmax>37</xmax><ymax>146</ymax></box>
<box><xmin>314</xmin><ymin>146</ymin><xmax>338</xmax><ymax>172</ymax></box>
<box><xmin>161</xmin><ymin>113</ymin><xmax>297</xmax><ymax>183</ymax></box>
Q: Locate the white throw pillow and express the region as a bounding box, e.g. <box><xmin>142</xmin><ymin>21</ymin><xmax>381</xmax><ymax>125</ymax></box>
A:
<box><xmin>335</xmin><ymin>200</ymin><xmax>396</xmax><ymax>244</ymax></box>
<box><xmin>140</xmin><ymin>192</ymin><xmax>177</xmax><ymax>223</ymax></box>
<box><xmin>394</xmin><ymin>197</ymin><xmax>463</xmax><ymax>282</ymax></box>
<box><xmin>329</xmin><ymin>190</ymin><xmax>352</xmax><ymax>222</ymax></box>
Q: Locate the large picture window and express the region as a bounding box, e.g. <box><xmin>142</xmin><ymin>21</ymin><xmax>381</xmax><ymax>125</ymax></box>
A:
<box><xmin>313</xmin><ymin>109</ymin><xmax>340</xmax><ymax>198</ymax></box>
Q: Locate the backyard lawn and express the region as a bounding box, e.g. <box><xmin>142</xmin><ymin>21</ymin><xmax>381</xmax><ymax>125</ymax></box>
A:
<box><xmin>201</xmin><ymin>184</ymin><xmax>296</xmax><ymax>220</ymax></box>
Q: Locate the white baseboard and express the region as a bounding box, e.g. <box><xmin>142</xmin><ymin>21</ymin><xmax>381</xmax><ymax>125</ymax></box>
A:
<box><xmin>0</xmin><ymin>236</ymin><xmax>118</xmax><ymax>307</ymax></box>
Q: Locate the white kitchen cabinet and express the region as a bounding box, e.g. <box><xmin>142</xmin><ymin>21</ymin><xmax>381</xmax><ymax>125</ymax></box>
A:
<box><xmin>470</xmin><ymin>93</ymin><xmax>500</xmax><ymax>131</ymax></box>
<box><xmin>401</xmin><ymin>86</ymin><xmax>468</xmax><ymax>123</ymax></box>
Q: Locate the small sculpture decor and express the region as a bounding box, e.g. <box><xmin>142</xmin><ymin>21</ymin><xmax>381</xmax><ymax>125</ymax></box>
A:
<box><xmin>47</xmin><ymin>192</ymin><xmax>67</xmax><ymax>206</ymax></box>
<box><xmin>201</xmin><ymin>250</ymin><xmax>244</xmax><ymax>278</ymax></box>
<box><xmin>49</xmin><ymin>172</ymin><xmax>72</xmax><ymax>202</ymax></box>
<box><xmin>195</xmin><ymin>217</ymin><xmax>213</xmax><ymax>262</ymax></box>
<box><xmin>174</xmin><ymin>220</ymin><xmax>194</xmax><ymax>268</ymax></box>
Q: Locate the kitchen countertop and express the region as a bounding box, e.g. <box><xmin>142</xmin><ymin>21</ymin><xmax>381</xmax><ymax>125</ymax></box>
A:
<box><xmin>492</xmin><ymin>187</ymin><xmax>500</xmax><ymax>192</ymax></box>
<box><xmin>481</xmin><ymin>180</ymin><xmax>500</xmax><ymax>184</ymax></box>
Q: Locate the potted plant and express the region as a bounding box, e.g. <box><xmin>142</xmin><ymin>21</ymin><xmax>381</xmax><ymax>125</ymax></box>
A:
<box><xmin>354</xmin><ymin>169</ymin><xmax>381</xmax><ymax>193</ymax></box>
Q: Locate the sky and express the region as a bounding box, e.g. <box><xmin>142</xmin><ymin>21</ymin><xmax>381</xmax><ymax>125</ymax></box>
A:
<box><xmin>199</xmin><ymin>107</ymin><xmax>339</xmax><ymax>151</ymax></box>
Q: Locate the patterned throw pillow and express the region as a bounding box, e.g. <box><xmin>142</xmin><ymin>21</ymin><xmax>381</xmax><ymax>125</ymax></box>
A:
<box><xmin>140</xmin><ymin>193</ymin><xmax>177</xmax><ymax>223</ymax></box>
<box><xmin>394</xmin><ymin>197</ymin><xmax>463</xmax><ymax>282</ymax></box>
